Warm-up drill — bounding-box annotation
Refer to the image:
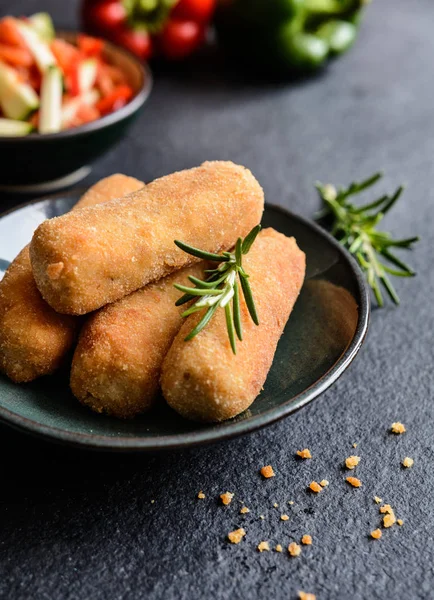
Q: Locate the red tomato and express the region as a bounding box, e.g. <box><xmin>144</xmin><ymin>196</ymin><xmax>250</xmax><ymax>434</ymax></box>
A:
<box><xmin>84</xmin><ymin>1</ymin><xmax>126</xmax><ymax>31</ymax></box>
<box><xmin>51</xmin><ymin>39</ymin><xmax>81</xmax><ymax>74</ymax></box>
<box><xmin>77</xmin><ymin>34</ymin><xmax>104</xmax><ymax>56</ymax></box>
<box><xmin>0</xmin><ymin>17</ymin><xmax>26</xmax><ymax>47</ymax></box>
<box><xmin>0</xmin><ymin>44</ymin><xmax>33</xmax><ymax>67</ymax></box>
<box><xmin>172</xmin><ymin>0</ymin><xmax>215</xmax><ymax>23</ymax></box>
<box><xmin>114</xmin><ymin>27</ymin><xmax>153</xmax><ymax>61</ymax></box>
<box><xmin>159</xmin><ymin>19</ymin><xmax>205</xmax><ymax>60</ymax></box>
<box><xmin>96</xmin><ymin>84</ymin><xmax>134</xmax><ymax>115</ymax></box>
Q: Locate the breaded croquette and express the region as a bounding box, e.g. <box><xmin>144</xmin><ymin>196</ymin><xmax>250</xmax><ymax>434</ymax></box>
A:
<box><xmin>161</xmin><ymin>228</ymin><xmax>305</xmax><ymax>422</ymax></box>
<box><xmin>30</xmin><ymin>161</ymin><xmax>264</xmax><ymax>315</ymax></box>
<box><xmin>70</xmin><ymin>263</ymin><xmax>206</xmax><ymax>418</ymax></box>
<box><xmin>0</xmin><ymin>174</ymin><xmax>144</xmax><ymax>383</ymax></box>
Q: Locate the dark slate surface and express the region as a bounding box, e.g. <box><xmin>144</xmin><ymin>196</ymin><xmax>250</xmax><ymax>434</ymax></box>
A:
<box><xmin>0</xmin><ymin>0</ymin><xmax>433</xmax><ymax>598</ymax></box>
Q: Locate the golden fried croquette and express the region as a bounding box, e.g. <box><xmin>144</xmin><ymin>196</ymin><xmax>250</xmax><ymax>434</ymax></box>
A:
<box><xmin>0</xmin><ymin>174</ymin><xmax>144</xmax><ymax>383</ymax></box>
<box><xmin>161</xmin><ymin>228</ymin><xmax>305</xmax><ymax>422</ymax></box>
<box><xmin>70</xmin><ymin>263</ymin><xmax>206</xmax><ymax>418</ymax></box>
<box><xmin>30</xmin><ymin>161</ymin><xmax>264</xmax><ymax>315</ymax></box>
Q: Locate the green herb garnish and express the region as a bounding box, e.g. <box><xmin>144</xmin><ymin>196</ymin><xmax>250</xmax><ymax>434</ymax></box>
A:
<box><xmin>174</xmin><ymin>226</ymin><xmax>261</xmax><ymax>354</ymax></box>
<box><xmin>316</xmin><ymin>172</ymin><xmax>419</xmax><ymax>307</ymax></box>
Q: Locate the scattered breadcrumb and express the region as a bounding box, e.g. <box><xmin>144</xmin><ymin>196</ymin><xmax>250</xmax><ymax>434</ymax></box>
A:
<box><xmin>275</xmin><ymin>544</ymin><xmax>283</xmax><ymax>552</ymax></box>
<box><xmin>261</xmin><ymin>465</ymin><xmax>275</xmax><ymax>478</ymax></box>
<box><xmin>374</xmin><ymin>496</ymin><xmax>382</xmax><ymax>504</ymax></box>
<box><xmin>257</xmin><ymin>541</ymin><xmax>270</xmax><ymax>552</ymax></box>
<box><xmin>320</xmin><ymin>479</ymin><xmax>329</xmax><ymax>487</ymax></box>
<box><xmin>150</xmin><ymin>499</ymin><xmax>155</xmax><ymax>504</ymax></box>
<box><xmin>197</xmin><ymin>491</ymin><xmax>205</xmax><ymax>499</ymax></box>
<box><xmin>402</xmin><ymin>457</ymin><xmax>414</xmax><ymax>468</ymax></box>
<box><xmin>228</xmin><ymin>528</ymin><xmax>246</xmax><ymax>544</ymax></box>
<box><xmin>383</xmin><ymin>513</ymin><xmax>396</xmax><ymax>528</ymax></box>
<box><xmin>379</xmin><ymin>504</ymin><xmax>394</xmax><ymax>514</ymax></box>
<box><xmin>220</xmin><ymin>492</ymin><xmax>234</xmax><ymax>505</ymax></box>
<box><xmin>301</xmin><ymin>535</ymin><xmax>312</xmax><ymax>545</ymax></box>
<box><xmin>296</xmin><ymin>449</ymin><xmax>312</xmax><ymax>459</ymax></box>
<box><xmin>397</xmin><ymin>519</ymin><xmax>404</xmax><ymax>526</ymax></box>
<box><xmin>259</xmin><ymin>515</ymin><xmax>265</xmax><ymax>520</ymax></box>
<box><xmin>273</xmin><ymin>502</ymin><xmax>279</xmax><ymax>508</ymax></box>
<box><xmin>371</xmin><ymin>529</ymin><xmax>382</xmax><ymax>540</ymax></box>
<box><xmin>240</xmin><ymin>506</ymin><xmax>250</xmax><ymax>514</ymax></box>
<box><xmin>346</xmin><ymin>476</ymin><xmax>362</xmax><ymax>488</ymax></box>
<box><xmin>288</xmin><ymin>542</ymin><xmax>302</xmax><ymax>557</ymax></box>
<box><xmin>309</xmin><ymin>481</ymin><xmax>322</xmax><ymax>493</ymax></box>
<box><xmin>345</xmin><ymin>455</ymin><xmax>361</xmax><ymax>469</ymax></box>
<box><xmin>281</xmin><ymin>514</ymin><xmax>289</xmax><ymax>521</ymax></box>
<box><xmin>391</xmin><ymin>422</ymin><xmax>406</xmax><ymax>434</ymax></box>
<box><xmin>298</xmin><ymin>592</ymin><xmax>316</xmax><ymax>600</ymax></box>
<box><xmin>353</xmin><ymin>443</ymin><xmax>358</xmax><ymax>448</ymax></box>
<box><xmin>288</xmin><ymin>500</ymin><xmax>294</xmax><ymax>505</ymax></box>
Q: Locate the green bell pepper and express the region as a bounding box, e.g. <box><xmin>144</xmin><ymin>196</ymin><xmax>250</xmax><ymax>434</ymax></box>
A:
<box><xmin>215</xmin><ymin>0</ymin><xmax>370</xmax><ymax>74</ymax></box>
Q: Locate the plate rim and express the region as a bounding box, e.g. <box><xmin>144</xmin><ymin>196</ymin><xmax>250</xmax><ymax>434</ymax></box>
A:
<box><xmin>0</xmin><ymin>195</ymin><xmax>370</xmax><ymax>451</ymax></box>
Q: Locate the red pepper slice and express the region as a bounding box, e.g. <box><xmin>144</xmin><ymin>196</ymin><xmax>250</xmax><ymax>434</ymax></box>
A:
<box><xmin>77</xmin><ymin>34</ymin><xmax>104</xmax><ymax>57</ymax></box>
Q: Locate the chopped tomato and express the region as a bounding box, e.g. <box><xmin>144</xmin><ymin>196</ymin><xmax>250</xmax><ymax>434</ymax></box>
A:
<box><xmin>65</xmin><ymin>66</ymin><xmax>81</xmax><ymax>96</ymax></box>
<box><xmin>0</xmin><ymin>17</ymin><xmax>25</xmax><ymax>47</ymax></box>
<box><xmin>76</xmin><ymin>103</ymin><xmax>101</xmax><ymax>124</ymax></box>
<box><xmin>96</xmin><ymin>63</ymin><xmax>115</xmax><ymax>96</ymax></box>
<box><xmin>0</xmin><ymin>44</ymin><xmax>33</xmax><ymax>67</ymax></box>
<box><xmin>77</xmin><ymin>34</ymin><xmax>104</xmax><ymax>57</ymax></box>
<box><xmin>102</xmin><ymin>64</ymin><xmax>126</xmax><ymax>85</ymax></box>
<box><xmin>96</xmin><ymin>84</ymin><xmax>133</xmax><ymax>115</ymax></box>
<box><xmin>51</xmin><ymin>39</ymin><xmax>81</xmax><ymax>74</ymax></box>
<box><xmin>159</xmin><ymin>20</ymin><xmax>205</xmax><ymax>60</ymax></box>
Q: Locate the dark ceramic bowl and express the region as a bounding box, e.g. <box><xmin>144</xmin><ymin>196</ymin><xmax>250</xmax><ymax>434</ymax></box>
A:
<box><xmin>0</xmin><ymin>33</ymin><xmax>152</xmax><ymax>194</ymax></box>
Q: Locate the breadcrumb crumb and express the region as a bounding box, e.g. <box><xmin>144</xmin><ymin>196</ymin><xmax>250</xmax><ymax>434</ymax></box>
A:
<box><xmin>379</xmin><ymin>504</ymin><xmax>394</xmax><ymax>514</ymax></box>
<box><xmin>197</xmin><ymin>491</ymin><xmax>205</xmax><ymax>499</ymax></box>
<box><xmin>228</xmin><ymin>528</ymin><xmax>246</xmax><ymax>544</ymax></box>
<box><xmin>296</xmin><ymin>449</ymin><xmax>312</xmax><ymax>459</ymax></box>
<box><xmin>220</xmin><ymin>492</ymin><xmax>234</xmax><ymax>505</ymax></box>
<box><xmin>301</xmin><ymin>535</ymin><xmax>312</xmax><ymax>545</ymax></box>
<box><xmin>298</xmin><ymin>592</ymin><xmax>316</xmax><ymax>600</ymax></box>
<box><xmin>352</xmin><ymin>443</ymin><xmax>358</xmax><ymax>448</ymax></box>
<box><xmin>281</xmin><ymin>514</ymin><xmax>289</xmax><ymax>521</ymax></box>
<box><xmin>383</xmin><ymin>513</ymin><xmax>396</xmax><ymax>528</ymax></box>
<box><xmin>259</xmin><ymin>515</ymin><xmax>265</xmax><ymax>520</ymax></box>
<box><xmin>288</xmin><ymin>500</ymin><xmax>294</xmax><ymax>505</ymax></box>
<box><xmin>374</xmin><ymin>496</ymin><xmax>382</xmax><ymax>504</ymax></box>
<box><xmin>320</xmin><ymin>479</ymin><xmax>329</xmax><ymax>487</ymax></box>
<box><xmin>273</xmin><ymin>503</ymin><xmax>279</xmax><ymax>508</ymax></box>
<box><xmin>275</xmin><ymin>544</ymin><xmax>283</xmax><ymax>552</ymax></box>
<box><xmin>261</xmin><ymin>465</ymin><xmax>275</xmax><ymax>478</ymax></box>
<box><xmin>371</xmin><ymin>529</ymin><xmax>382</xmax><ymax>540</ymax></box>
<box><xmin>391</xmin><ymin>422</ymin><xmax>406</xmax><ymax>434</ymax></box>
<box><xmin>240</xmin><ymin>506</ymin><xmax>250</xmax><ymax>514</ymax></box>
<box><xmin>397</xmin><ymin>519</ymin><xmax>404</xmax><ymax>526</ymax></box>
<box><xmin>288</xmin><ymin>542</ymin><xmax>302</xmax><ymax>557</ymax></box>
<box><xmin>309</xmin><ymin>481</ymin><xmax>322</xmax><ymax>493</ymax></box>
<box><xmin>402</xmin><ymin>457</ymin><xmax>414</xmax><ymax>468</ymax></box>
<box><xmin>257</xmin><ymin>541</ymin><xmax>270</xmax><ymax>552</ymax></box>
<box><xmin>345</xmin><ymin>455</ymin><xmax>361</xmax><ymax>469</ymax></box>
<box><xmin>346</xmin><ymin>476</ymin><xmax>362</xmax><ymax>488</ymax></box>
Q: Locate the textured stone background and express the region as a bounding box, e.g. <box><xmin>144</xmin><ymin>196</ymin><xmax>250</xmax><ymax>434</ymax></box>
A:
<box><xmin>0</xmin><ymin>0</ymin><xmax>433</xmax><ymax>598</ymax></box>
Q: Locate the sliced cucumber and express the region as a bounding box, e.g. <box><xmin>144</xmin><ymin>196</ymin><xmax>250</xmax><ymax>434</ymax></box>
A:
<box><xmin>28</xmin><ymin>12</ymin><xmax>55</xmax><ymax>42</ymax></box>
<box><xmin>61</xmin><ymin>89</ymin><xmax>99</xmax><ymax>129</ymax></box>
<box><xmin>17</xmin><ymin>22</ymin><xmax>56</xmax><ymax>72</ymax></box>
<box><xmin>0</xmin><ymin>118</ymin><xmax>33</xmax><ymax>137</ymax></box>
<box><xmin>39</xmin><ymin>66</ymin><xmax>63</xmax><ymax>134</ymax></box>
<box><xmin>78</xmin><ymin>59</ymin><xmax>98</xmax><ymax>94</ymax></box>
<box><xmin>0</xmin><ymin>61</ymin><xmax>39</xmax><ymax>120</ymax></box>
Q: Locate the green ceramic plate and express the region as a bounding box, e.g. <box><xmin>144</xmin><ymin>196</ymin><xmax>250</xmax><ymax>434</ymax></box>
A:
<box><xmin>0</xmin><ymin>193</ymin><xmax>369</xmax><ymax>451</ymax></box>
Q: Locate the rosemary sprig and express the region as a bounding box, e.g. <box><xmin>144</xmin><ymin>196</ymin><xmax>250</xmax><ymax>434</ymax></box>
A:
<box><xmin>174</xmin><ymin>226</ymin><xmax>261</xmax><ymax>353</ymax></box>
<box><xmin>316</xmin><ymin>172</ymin><xmax>419</xmax><ymax>307</ymax></box>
